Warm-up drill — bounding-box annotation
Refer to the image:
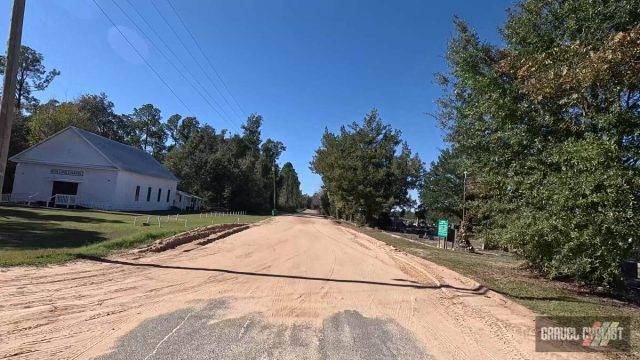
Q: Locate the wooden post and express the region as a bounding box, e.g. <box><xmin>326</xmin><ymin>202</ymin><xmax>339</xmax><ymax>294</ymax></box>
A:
<box><xmin>0</xmin><ymin>0</ymin><xmax>26</xmax><ymax>190</ymax></box>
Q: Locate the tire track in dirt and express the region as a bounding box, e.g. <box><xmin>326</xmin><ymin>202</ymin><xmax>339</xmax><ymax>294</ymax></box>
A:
<box><xmin>1</xmin><ymin>214</ymin><xmax>604</xmax><ymax>360</ymax></box>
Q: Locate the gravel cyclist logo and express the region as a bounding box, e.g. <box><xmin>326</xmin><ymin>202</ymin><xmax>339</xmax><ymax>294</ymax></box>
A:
<box><xmin>535</xmin><ymin>316</ymin><xmax>630</xmax><ymax>352</ymax></box>
<box><xmin>581</xmin><ymin>321</ymin><xmax>625</xmax><ymax>348</ymax></box>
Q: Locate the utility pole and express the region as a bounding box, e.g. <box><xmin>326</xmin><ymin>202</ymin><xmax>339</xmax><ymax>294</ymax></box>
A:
<box><xmin>457</xmin><ymin>170</ymin><xmax>474</xmax><ymax>251</ymax></box>
<box><xmin>462</xmin><ymin>171</ymin><xmax>468</xmax><ymax>222</ymax></box>
<box><xmin>0</xmin><ymin>0</ymin><xmax>26</xmax><ymax>192</ymax></box>
<box><xmin>272</xmin><ymin>164</ymin><xmax>277</xmax><ymax>215</ymax></box>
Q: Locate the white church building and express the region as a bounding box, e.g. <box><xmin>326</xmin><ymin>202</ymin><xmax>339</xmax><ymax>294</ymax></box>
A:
<box><xmin>9</xmin><ymin>126</ymin><xmax>184</xmax><ymax>211</ymax></box>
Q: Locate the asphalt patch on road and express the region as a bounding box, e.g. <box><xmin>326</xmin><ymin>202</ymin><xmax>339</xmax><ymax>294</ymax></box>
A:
<box><xmin>95</xmin><ymin>300</ymin><xmax>429</xmax><ymax>360</ymax></box>
<box><xmin>320</xmin><ymin>310</ymin><xmax>429</xmax><ymax>359</ymax></box>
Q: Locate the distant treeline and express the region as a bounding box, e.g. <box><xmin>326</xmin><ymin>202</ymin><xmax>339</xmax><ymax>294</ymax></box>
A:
<box><xmin>1</xmin><ymin>46</ymin><xmax>303</xmax><ymax>212</ymax></box>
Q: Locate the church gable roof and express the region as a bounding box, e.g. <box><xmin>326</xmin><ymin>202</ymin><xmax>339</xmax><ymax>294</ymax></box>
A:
<box><xmin>11</xmin><ymin>127</ymin><xmax>178</xmax><ymax>181</ymax></box>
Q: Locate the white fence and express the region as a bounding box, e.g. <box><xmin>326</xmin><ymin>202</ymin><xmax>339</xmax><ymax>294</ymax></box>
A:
<box><xmin>2</xmin><ymin>193</ymin><xmax>245</xmax><ymax>215</ymax></box>
<box><xmin>1</xmin><ymin>193</ymin><xmax>166</xmax><ymax>211</ymax></box>
<box><xmin>197</xmin><ymin>211</ymin><xmax>247</xmax><ymax>218</ymax></box>
<box><xmin>1</xmin><ymin>193</ymin><xmax>81</xmax><ymax>208</ymax></box>
<box><xmin>0</xmin><ymin>193</ymin><xmax>39</xmax><ymax>205</ymax></box>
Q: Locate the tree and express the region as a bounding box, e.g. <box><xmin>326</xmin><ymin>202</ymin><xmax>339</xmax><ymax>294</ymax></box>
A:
<box><xmin>112</xmin><ymin>113</ymin><xmax>142</xmax><ymax>148</ymax></box>
<box><xmin>0</xmin><ymin>45</ymin><xmax>59</xmax><ymax>111</ymax></box>
<box><xmin>75</xmin><ymin>93</ymin><xmax>123</xmax><ymax>142</ymax></box>
<box><xmin>437</xmin><ymin>1</ymin><xmax>640</xmax><ymax>287</ymax></box>
<box><xmin>27</xmin><ymin>100</ymin><xmax>96</xmax><ymax>144</ymax></box>
<box><xmin>319</xmin><ymin>188</ymin><xmax>331</xmax><ymax>216</ymax></box>
<box><xmin>242</xmin><ymin>114</ymin><xmax>263</xmax><ymax>153</ymax></box>
<box><xmin>176</xmin><ymin>117</ymin><xmax>199</xmax><ymax>144</ymax></box>
<box><xmin>131</xmin><ymin>104</ymin><xmax>167</xmax><ymax>161</ymax></box>
<box><xmin>25</xmin><ymin>94</ymin><xmax>141</xmax><ymax>147</ymax></box>
<box><xmin>311</xmin><ymin>109</ymin><xmax>423</xmax><ymax>225</ymax></box>
<box><xmin>261</xmin><ymin>139</ymin><xmax>286</xmax><ymax>169</ymax></box>
<box><xmin>309</xmin><ymin>191</ymin><xmax>323</xmax><ymax>210</ymax></box>
<box><xmin>300</xmin><ymin>193</ymin><xmax>312</xmax><ymax>209</ymax></box>
<box><xmin>166</xmin><ymin>114</ymin><xmax>200</xmax><ymax>148</ymax></box>
<box><xmin>166</xmin><ymin>114</ymin><xmax>182</xmax><ymax>144</ymax></box>
<box><xmin>260</xmin><ymin>139</ymin><xmax>286</xmax><ymax>208</ymax></box>
<box><xmin>419</xmin><ymin>147</ymin><xmax>465</xmax><ymax>223</ymax></box>
<box><xmin>278</xmin><ymin>162</ymin><xmax>302</xmax><ymax>210</ymax></box>
<box><xmin>165</xmin><ymin>114</ymin><xmax>287</xmax><ymax>212</ymax></box>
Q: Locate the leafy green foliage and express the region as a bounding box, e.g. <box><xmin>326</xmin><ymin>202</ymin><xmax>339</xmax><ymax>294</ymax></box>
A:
<box><xmin>131</xmin><ymin>104</ymin><xmax>167</xmax><ymax>161</ymax></box>
<box><xmin>419</xmin><ymin>147</ymin><xmax>465</xmax><ymax>223</ymax></box>
<box><xmin>311</xmin><ymin>109</ymin><xmax>423</xmax><ymax>225</ymax></box>
<box><xmin>278</xmin><ymin>162</ymin><xmax>303</xmax><ymax>211</ymax></box>
<box><xmin>25</xmin><ymin>93</ymin><xmax>141</xmax><ymax>148</ymax></box>
<box><xmin>166</xmin><ymin>114</ymin><xmax>200</xmax><ymax>148</ymax></box>
<box><xmin>165</xmin><ymin>114</ymin><xmax>290</xmax><ymax>212</ymax></box>
<box><xmin>436</xmin><ymin>1</ymin><xmax>640</xmax><ymax>287</ymax></box>
<box><xmin>0</xmin><ymin>45</ymin><xmax>59</xmax><ymax>111</ymax></box>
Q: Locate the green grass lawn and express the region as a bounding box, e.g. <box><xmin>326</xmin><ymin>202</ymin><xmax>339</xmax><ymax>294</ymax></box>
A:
<box><xmin>0</xmin><ymin>205</ymin><xmax>268</xmax><ymax>266</ymax></box>
<box><xmin>345</xmin><ymin>223</ymin><xmax>640</xmax><ymax>351</ymax></box>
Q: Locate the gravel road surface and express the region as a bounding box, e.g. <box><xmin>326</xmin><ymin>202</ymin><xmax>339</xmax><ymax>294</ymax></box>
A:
<box><xmin>0</xmin><ymin>213</ymin><xmax>600</xmax><ymax>359</ymax></box>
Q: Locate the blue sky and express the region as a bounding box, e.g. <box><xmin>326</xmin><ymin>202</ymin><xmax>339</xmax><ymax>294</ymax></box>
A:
<box><xmin>0</xmin><ymin>0</ymin><xmax>513</xmax><ymax>195</ymax></box>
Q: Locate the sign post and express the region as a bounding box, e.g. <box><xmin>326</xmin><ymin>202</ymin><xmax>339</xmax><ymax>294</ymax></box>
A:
<box><xmin>437</xmin><ymin>219</ymin><xmax>448</xmax><ymax>249</ymax></box>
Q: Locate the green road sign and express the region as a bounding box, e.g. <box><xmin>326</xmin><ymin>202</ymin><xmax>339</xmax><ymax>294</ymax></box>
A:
<box><xmin>437</xmin><ymin>219</ymin><xmax>448</xmax><ymax>238</ymax></box>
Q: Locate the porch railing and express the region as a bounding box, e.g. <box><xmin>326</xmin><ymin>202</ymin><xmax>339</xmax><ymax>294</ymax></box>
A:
<box><xmin>51</xmin><ymin>194</ymin><xmax>78</xmax><ymax>208</ymax></box>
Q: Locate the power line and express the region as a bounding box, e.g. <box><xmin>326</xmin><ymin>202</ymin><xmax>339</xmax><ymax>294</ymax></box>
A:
<box><xmin>150</xmin><ymin>0</ymin><xmax>244</xmax><ymax>125</ymax></box>
<box><xmin>123</xmin><ymin>0</ymin><xmax>232</xmax><ymax>122</ymax></box>
<box><xmin>92</xmin><ymin>0</ymin><xmax>260</xmax><ymax>154</ymax></box>
<box><xmin>110</xmin><ymin>0</ymin><xmax>232</xmax><ymax>125</ymax></box>
<box><xmin>165</xmin><ymin>0</ymin><xmax>247</xmax><ymax>117</ymax></box>
<box><xmin>91</xmin><ymin>0</ymin><xmax>192</xmax><ymax>113</ymax></box>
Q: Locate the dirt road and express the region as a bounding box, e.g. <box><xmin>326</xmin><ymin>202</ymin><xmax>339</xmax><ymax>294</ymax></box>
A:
<box><xmin>0</xmin><ymin>214</ymin><xmax>600</xmax><ymax>359</ymax></box>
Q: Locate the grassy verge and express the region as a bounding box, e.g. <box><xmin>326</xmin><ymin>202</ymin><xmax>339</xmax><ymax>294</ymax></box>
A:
<box><xmin>0</xmin><ymin>205</ymin><xmax>267</xmax><ymax>266</ymax></box>
<box><xmin>343</xmin><ymin>222</ymin><xmax>640</xmax><ymax>351</ymax></box>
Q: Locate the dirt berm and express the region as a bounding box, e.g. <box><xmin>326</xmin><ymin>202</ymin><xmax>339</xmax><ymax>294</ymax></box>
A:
<box><xmin>141</xmin><ymin>223</ymin><xmax>250</xmax><ymax>252</ymax></box>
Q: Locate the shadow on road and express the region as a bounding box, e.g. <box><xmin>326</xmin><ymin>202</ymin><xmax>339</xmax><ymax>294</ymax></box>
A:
<box><xmin>77</xmin><ymin>254</ymin><xmax>487</xmax><ymax>293</ymax></box>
